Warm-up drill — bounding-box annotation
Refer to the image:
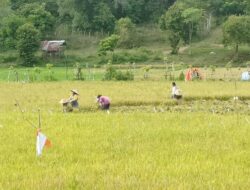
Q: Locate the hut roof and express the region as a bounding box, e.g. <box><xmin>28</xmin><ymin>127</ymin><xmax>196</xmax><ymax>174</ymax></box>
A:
<box><xmin>41</xmin><ymin>40</ymin><xmax>66</xmax><ymax>52</ymax></box>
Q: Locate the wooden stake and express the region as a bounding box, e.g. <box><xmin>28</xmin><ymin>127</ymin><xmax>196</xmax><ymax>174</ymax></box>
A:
<box><xmin>38</xmin><ymin>109</ymin><xmax>41</xmax><ymax>129</ymax></box>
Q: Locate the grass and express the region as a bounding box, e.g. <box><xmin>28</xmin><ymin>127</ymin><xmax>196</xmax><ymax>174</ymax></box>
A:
<box><xmin>1</xmin><ymin>81</ymin><xmax>250</xmax><ymax>111</ymax></box>
<box><xmin>0</xmin><ymin>24</ymin><xmax>250</xmax><ymax>189</ymax></box>
<box><xmin>0</xmin><ymin>112</ymin><xmax>249</xmax><ymax>189</ymax></box>
<box><xmin>0</xmin><ymin>66</ymin><xmax>248</xmax><ymax>82</ymax></box>
<box><xmin>0</xmin><ymin>81</ymin><xmax>250</xmax><ymax>189</ymax></box>
<box><xmin>1</xmin><ymin>25</ymin><xmax>250</xmax><ymax>68</ymax></box>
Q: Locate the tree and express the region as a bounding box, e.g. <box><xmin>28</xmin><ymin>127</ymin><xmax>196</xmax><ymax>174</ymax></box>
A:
<box><xmin>182</xmin><ymin>8</ymin><xmax>203</xmax><ymax>53</ymax></box>
<box><xmin>93</xmin><ymin>2</ymin><xmax>116</xmax><ymax>33</ymax></box>
<box><xmin>160</xmin><ymin>3</ymin><xmax>185</xmax><ymax>54</ymax></box>
<box><xmin>221</xmin><ymin>0</ymin><xmax>247</xmax><ymax>16</ymax></box>
<box><xmin>98</xmin><ymin>34</ymin><xmax>120</xmax><ymax>61</ymax></box>
<box><xmin>18</xmin><ymin>3</ymin><xmax>55</xmax><ymax>38</ymax></box>
<box><xmin>57</xmin><ymin>0</ymin><xmax>75</xmax><ymax>25</ymax></box>
<box><xmin>0</xmin><ymin>0</ymin><xmax>11</xmax><ymax>20</ymax></box>
<box><xmin>58</xmin><ymin>0</ymin><xmax>116</xmax><ymax>32</ymax></box>
<box><xmin>115</xmin><ymin>17</ymin><xmax>137</xmax><ymax>48</ymax></box>
<box><xmin>168</xmin><ymin>32</ymin><xmax>181</xmax><ymax>54</ymax></box>
<box><xmin>160</xmin><ymin>2</ymin><xmax>205</xmax><ymax>54</ymax></box>
<box><xmin>145</xmin><ymin>0</ymin><xmax>176</xmax><ymax>22</ymax></box>
<box><xmin>112</xmin><ymin>0</ymin><xmax>176</xmax><ymax>23</ymax></box>
<box><xmin>16</xmin><ymin>23</ymin><xmax>40</xmax><ymax>66</ymax></box>
<box><xmin>72</xmin><ymin>12</ymin><xmax>91</xmax><ymax>31</ymax></box>
<box><xmin>111</xmin><ymin>0</ymin><xmax>130</xmax><ymax>19</ymax></box>
<box><xmin>10</xmin><ymin>0</ymin><xmax>36</xmax><ymax>10</ymax></box>
<box><xmin>223</xmin><ymin>15</ymin><xmax>250</xmax><ymax>59</ymax></box>
<box><xmin>247</xmin><ymin>2</ymin><xmax>250</xmax><ymax>15</ymax></box>
<box><xmin>0</xmin><ymin>15</ymin><xmax>25</xmax><ymax>49</ymax></box>
<box><xmin>44</xmin><ymin>0</ymin><xmax>59</xmax><ymax>18</ymax></box>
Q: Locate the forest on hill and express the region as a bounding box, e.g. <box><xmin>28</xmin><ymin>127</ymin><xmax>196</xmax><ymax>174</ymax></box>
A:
<box><xmin>0</xmin><ymin>0</ymin><xmax>250</xmax><ymax>66</ymax></box>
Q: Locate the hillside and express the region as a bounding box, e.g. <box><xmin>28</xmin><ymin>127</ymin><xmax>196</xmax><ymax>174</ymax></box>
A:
<box><xmin>0</xmin><ymin>0</ymin><xmax>249</xmax><ymax>68</ymax></box>
<box><xmin>0</xmin><ymin>25</ymin><xmax>249</xmax><ymax>68</ymax></box>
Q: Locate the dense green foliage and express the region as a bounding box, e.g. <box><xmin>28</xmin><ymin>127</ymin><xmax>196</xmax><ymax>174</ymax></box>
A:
<box><xmin>18</xmin><ymin>3</ymin><xmax>55</xmax><ymax>38</ymax></box>
<box><xmin>0</xmin><ymin>81</ymin><xmax>250</xmax><ymax>189</ymax></box>
<box><xmin>0</xmin><ymin>0</ymin><xmax>250</xmax><ymax>66</ymax></box>
<box><xmin>223</xmin><ymin>15</ymin><xmax>250</xmax><ymax>57</ymax></box>
<box><xmin>103</xmin><ymin>64</ymin><xmax>134</xmax><ymax>81</ymax></box>
<box><xmin>115</xmin><ymin>17</ymin><xmax>138</xmax><ymax>48</ymax></box>
<box><xmin>0</xmin><ymin>15</ymin><xmax>25</xmax><ymax>49</ymax></box>
<box><xmin>16</xmin><ymin>23</ymin><xmax>40</xmax><ymax>66</ymax></box>
<box><xmin>98</xmin><ymin>34</ymin><xmax>120</xmax><ymax>57</ymax></box>
<box><xmin>3</xmin><ymin>0</ymin><xmax>249</xmax><ymax>36</ymax></box>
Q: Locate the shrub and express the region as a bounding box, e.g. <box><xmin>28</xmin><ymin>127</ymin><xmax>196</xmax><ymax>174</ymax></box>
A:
<box><xmin>103</xmin><ymin>61</ymin><xmax>134</xmax><ymax>81</ymax></box>
<box><xmin>143</xmin><ymin>65</ymin><xmax>152</xmax><ymax>79</ymax></box>
<box><xmin>2</xmin><ymin>55</ymin><xmax>18</xmax><ymax>63</ymax></box>
<box><xmin>98</xmin><ymin>34</ymin><xmax>120</xmax><ymax>56</ymax></box>
<box><xmin>73</xmin><ymin>62</ymin><xmax>84</xmax><ymax>80</ymax></box>
<box><xmin>16</xmin><ymin>23</ymin><xmax>40</xmax><ymax>66</ymax></box>
<box><xmin>115</xmin><ymin>70</ymin><xmax>134</xmax><ymax>81</ymax></box>
<box><xmin>246</xmin><ymin>61</ymin><xmax>250</xmax><ymax>69</ymax></box>
<box><xmin>44</xmin><ymin>63</ymin><xmax>56</xmax><ymax>81</ymax></box>
<box><xmin>179</xmin><ymin>71</ymin><xmax>185</xmax><ymax>81</ymax></box>
<box><xmin>103</xmin><ymin>62</ymin><xmax>117</xmax><ymax>80</ymax></box>
<box><xmin>32</xmin><ymin>66</ymin><xmax>41</xmax><ymax>81</ymax></box>
<box><xmin>115</xmin><ymin>18</ymin><xmax>139</xmax><ymax>48</ymax></box>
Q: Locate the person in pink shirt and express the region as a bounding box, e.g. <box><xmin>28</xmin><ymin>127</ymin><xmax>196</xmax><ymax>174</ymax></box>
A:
<box><xmin>97</xmin><ymin>95</ymin><xmax>110</xmax><ymax>111</ymax></box>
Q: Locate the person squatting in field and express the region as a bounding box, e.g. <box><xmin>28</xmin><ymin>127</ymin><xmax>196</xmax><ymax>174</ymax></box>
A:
<box><xmin>60</xmin><ymin>89</ymin><xmax>79</xmax><ymax>112</ymax></box>
<box><xmin>171</xmin><ymin>82</ymin><xmax>182</xmax><ymax>100</ymax></box>
<box><xmin>97</xmin><ymin>95</ymin><xmax>110</xmax><ymax>114</ymax></box>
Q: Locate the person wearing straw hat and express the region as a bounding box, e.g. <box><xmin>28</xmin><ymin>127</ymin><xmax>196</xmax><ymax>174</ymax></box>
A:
<box><xmin>59</xmin><ymin>89</ymin><xmax>79</xmax><ymax>112</ymax></box>
<box><xmin>69</xmin><ymin>89</ymin><xmax>79</xmax><ymax>108</ymax></box>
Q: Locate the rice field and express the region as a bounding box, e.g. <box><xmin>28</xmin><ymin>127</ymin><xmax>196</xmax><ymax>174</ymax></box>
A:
<box><xmin>0</xmin><ymin>81</ymin><xmax>250</xmax><ymax>189</ymax></box>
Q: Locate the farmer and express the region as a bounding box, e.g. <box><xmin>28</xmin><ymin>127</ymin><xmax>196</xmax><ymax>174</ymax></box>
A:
<box><xmin>69</xmin><ymin>89</ymin><xmax>79</xmax><ymax>108</ymax></box>
<box><xmin>171</xmin><ymin>82</ymin><xmax>182</xmax><ymax>99</ymax></box>
<box><xmin>97</xmin><ymin>95</ymin><xmax>110</xmax><ymax>113</ymax></box>
<box><xmin>59</xmin><ymin>89</ymin><xmax>79</xmax><ymax>112</ymax></box>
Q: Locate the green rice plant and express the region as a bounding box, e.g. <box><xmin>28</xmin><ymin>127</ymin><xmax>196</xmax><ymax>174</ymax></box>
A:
<box><xmin>0</xmin><ymin>111</ymin><xmax>249</xmax><ymax>189</ymax></box>
<box><xmin>178</xmin><ymin>71</ymin><xmax>185</xmax><ymax>81</ymax></box>
<box><xmin>103</xmin><ymin>61</ymin><xmax>117</xmax><ymax>80</ymax></box>
<box><xmin>0</xmin><ymin>81</ymin><xmax>249</xmax><ymax>189</ymax></box>
<box><xmin>45</xmin><ymin>64</ymin><xmax>56</xmax><ymax>81</ymax></box>
<box><xmin>73</xmin><ymin>62</ymin><xmax>84</xmax><ymax>80</ymax></box>
<box><xmin>115</xmin><ymin>70</ymin><xmax>134</xmax><ymax>81</ymax></box>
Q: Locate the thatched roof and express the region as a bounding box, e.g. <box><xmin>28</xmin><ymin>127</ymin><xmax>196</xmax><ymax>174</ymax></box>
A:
<box><xmin>41</xmin><ymin>40</ymin><xmax>66</xmax><ymax>52</ymax></box>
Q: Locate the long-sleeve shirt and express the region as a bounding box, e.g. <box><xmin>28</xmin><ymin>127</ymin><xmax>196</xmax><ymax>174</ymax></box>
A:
<box><xmin>98</xmin><ymin>96</ymin><xmax>110</xmax><ymax>105</ymax></box>
<box><xmin>172</xmin><ymin>86</ymin><xmax>177</xmax><ymax>95</ymax></box>
<box><xmin>69</xmin><ymin>94</ymin><xmax>79</xmax><ymax>107</ymax></box>
<box><xmin>172</xmin><ymin>86</ymin><xmax>181</xmax><ymax>96</ymax></box>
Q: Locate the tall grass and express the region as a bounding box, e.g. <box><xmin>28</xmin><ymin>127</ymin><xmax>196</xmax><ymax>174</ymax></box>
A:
<box><xmin>0</xmin><ymin>81</ymin><xmax>249</xmax><ymax>189</ymax></box>
<box><xmin>0</xmin><ymin>81</ymin><xmax>250</xmax><ymax>112</ymax></box>
<box><xmin>0</xmin><ymin>66</ymin><xmax>248</xmax><ymax>82</ymax></box>
<box><xmin>0</xmin><ymin>112</ymin><xmax>249</xmax><ymax>189</ymax></box>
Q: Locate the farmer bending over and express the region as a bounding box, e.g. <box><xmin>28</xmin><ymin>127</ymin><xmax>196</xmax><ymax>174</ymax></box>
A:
<box><xmin>60</xmin><ymin>89</ymin><xmax>79</xmax><ymax>112</ymax></box>
<box><xmin>171</xmin><ymin>82</ymin><xmax>182</xmax><ymax>99</ymax></box>
<box><xmin>97</xmin><ymin>95</ymin><xmax>110</xmax><ymax>114</ymax></box>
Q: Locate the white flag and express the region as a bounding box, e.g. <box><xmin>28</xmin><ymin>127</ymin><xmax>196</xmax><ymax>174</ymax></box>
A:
<box><xmin>36</xmin><ymin>131</ymin><xmax>51</xmax><ymax>156</ymax></box>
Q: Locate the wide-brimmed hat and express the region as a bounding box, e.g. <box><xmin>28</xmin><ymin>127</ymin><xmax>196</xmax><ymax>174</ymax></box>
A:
<box><xmin>71</xmin><ymin>89</ymin><xmax>79</xmax><ymax>95</ymax></box>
